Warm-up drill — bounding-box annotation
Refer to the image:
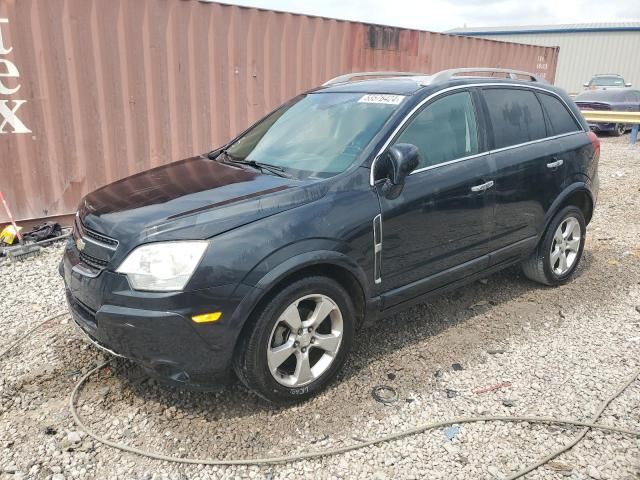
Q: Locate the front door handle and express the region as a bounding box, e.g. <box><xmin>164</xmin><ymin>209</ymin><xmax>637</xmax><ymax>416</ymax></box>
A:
<box><xmin>546</xmin><ymin>159</ymin><xmax>564</xmax><ymax>169</ymax></box>
<box><xmin>471</xmin><ymin>180</ymin><xmax>494</xmax><ymax>192</ymax></box>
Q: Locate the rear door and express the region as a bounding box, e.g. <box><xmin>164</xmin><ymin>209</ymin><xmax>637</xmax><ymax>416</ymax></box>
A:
<box><xmin>536</xmin><ymin>91</ymin><xmax>588</xmax><ymax>203</ymax></box>
<box><xmin>375</xmin><ymin>89</ymin><xmax>495</xmax><ymax>303</ymax></box>
<box><xmin>481</xmin><ymin>87</ymin><xmax>557</xmax><ymax>255</ymax></box>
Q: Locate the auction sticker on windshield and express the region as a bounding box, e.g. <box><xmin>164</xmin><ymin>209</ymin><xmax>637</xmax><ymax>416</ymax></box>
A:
<box><xmin>358</xmin><ymin>94</ymin><xmax>405</xmax><ymax>105</ymax></box>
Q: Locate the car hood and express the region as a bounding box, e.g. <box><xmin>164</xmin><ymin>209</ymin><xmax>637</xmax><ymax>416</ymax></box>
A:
<box><xmin>78</xmin><ymin>155</ymin><xmax>328</xmax><ymax>243</ymax></box>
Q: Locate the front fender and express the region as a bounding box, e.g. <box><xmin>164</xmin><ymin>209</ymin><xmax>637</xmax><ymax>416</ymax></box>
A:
<box><xmin>226</xmin><ymin>248</ymin><xmax>372</xmax><ymax>353</ymax></box>
<box><xmin>251</xmin><ymin>249</ymin><xmax>370</xmax><ymax>297</ymax></box>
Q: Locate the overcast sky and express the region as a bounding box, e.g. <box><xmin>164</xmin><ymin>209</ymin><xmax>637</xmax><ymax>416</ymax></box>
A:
<box><xmin>215</xmin><ymin>0</ymin><xmax>640</xmax><ymax>32</ymax></box>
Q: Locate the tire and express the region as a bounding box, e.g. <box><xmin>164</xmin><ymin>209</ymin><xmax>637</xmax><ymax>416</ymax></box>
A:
<box><xmin>613</xmin><ymin>123</ymin><xmax>626</xmax><ymax>137</ymax></box>
<box><xmin>233</xmin><ymin>276</ymin><xmax>355</xmax><ymax>404</ymax></box>
<box><xmin>522</xmin><ymin>206</ymin><xmax>586</xmax><ymax>286</ymax></box>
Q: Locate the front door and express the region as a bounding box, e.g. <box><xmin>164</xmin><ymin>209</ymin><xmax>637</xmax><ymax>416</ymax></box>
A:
<box><xmin>375</xmin><ymin>90</ymin><xmax>495</xmax><ymax>306</ymax></box>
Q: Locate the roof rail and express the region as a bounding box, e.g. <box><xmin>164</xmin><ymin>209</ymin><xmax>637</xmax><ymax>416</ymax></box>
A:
<box><xmin>322</xmin><ymin>71</ymin><xmax>426</xmax><ymax>86</ymax></box>
<box><xmin>429</xmin><ymin>67</ymin><xmax>548</xmax><ymax>84</ymax></box>
<box><xmin>322</xmin><ymin>68</ymin><xmax>548</xmax><ymax>87</ymax></box>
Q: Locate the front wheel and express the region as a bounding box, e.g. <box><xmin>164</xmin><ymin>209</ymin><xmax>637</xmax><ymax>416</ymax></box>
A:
<box><xmin>522</xmin><ymin>206</ymin><xmax>586</xmax><ymax>286</ymax></box>
<box><xmin>233</xmin><ymin>276</ymin><xmax>354</xmax><ymax>404</ymax></box>
<box><xmin>613</xmin><ymin>123</ymin><xmax>626</xmax><ymax>137</ymax></box>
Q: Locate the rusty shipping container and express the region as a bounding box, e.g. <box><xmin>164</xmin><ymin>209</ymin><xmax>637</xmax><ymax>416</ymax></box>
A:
<box><xmin>0</xmin><ymin>0</ymin><xmax>559</xmax><ymax>223</ymax></box>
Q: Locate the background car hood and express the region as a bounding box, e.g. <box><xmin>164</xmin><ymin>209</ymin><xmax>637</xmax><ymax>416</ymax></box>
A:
<box><xmin>78</xmin><ymin>155</ymin><xmax>328</xmax><ymax>242</ymax></box>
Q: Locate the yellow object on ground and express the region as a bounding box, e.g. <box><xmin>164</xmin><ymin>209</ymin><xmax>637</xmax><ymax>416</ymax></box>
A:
<box><xmin>0</xmin><ymin>225</ymin><xmax>22</xmax><ymax>245</ymax></box>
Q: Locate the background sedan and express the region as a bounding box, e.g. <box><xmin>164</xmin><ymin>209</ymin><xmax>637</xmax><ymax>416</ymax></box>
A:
<box><xmin>574</xmin><ymin>88</ymin><xmax>640</xmax><ymax>136</ymax></box>
<box><xmin>583</xmin><ymin>74</ymin><xmax>631</xmax><ymax>90</ymax></box>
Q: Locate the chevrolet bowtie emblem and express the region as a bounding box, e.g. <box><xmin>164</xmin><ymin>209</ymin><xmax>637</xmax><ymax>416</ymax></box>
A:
<box><xmin>76</xmin><ymin>238</ymin><xmax>86</xmax><ymax>252</ymax></box>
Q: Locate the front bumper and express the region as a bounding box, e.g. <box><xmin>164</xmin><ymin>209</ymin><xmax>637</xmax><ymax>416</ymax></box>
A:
<box><xmin>60</xmin><ymin>240</ymin><xmax>255</xmax><ymax>389</ymax></box>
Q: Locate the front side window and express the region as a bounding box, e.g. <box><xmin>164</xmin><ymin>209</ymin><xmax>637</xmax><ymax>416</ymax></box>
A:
<box><xmin>538</xmin><ymin>93</ymin><xmax>581</xmax><ymax>135</ymax></box>
<box><xmin>224</xmin><ymin>92</ymin><xmax>403</xmax><ymax>179</ymax></box>
<box><xmin>484</xmin><ymin>88</ymin><xmax>546</xmax><ymax>149</ymax></box>
<box><xmin>393</xmin><ymin>91</ymin><xmax>479</xmax><ymax>169</ymax></box>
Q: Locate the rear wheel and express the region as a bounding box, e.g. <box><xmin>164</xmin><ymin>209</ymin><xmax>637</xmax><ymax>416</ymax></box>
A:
<box><xmin>233</xmin><ymin>276</ymin><xmax>354</xmax><ymax>404</ymax></box>
<box><xmin>522</xmin><ymin>206</ymin><xmax>586</xmax><ymax>286</ymax></box>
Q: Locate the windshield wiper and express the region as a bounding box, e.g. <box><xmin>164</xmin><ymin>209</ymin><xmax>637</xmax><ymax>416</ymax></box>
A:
<box><xmin>241</xmin><ymin>160</ymin><xmax>293</xmax><ymax>178</ymax></box>
<box><xmin>214</xmin><ymin>150</ymin><xmax>293</xmax><ymax>178</ymax></box>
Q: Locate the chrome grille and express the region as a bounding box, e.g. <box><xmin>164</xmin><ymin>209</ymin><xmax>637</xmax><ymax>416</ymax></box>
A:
<box><xmin>79</xmin><ymin>251</ymin><xmax>109</xmax><ymax>270</ymax></box>
<box><xmin>73</xmin><ymin>214</ymin><xmax>119</xmax><ymax>272</ymax></box>
<box><xmin>74</xmin><ymin>215</ymin><xmax>119</xmax><ymax>250</ymax></box>
<box><xmin>83</xmin><ymin>227</ymin><xmax>118</xmax><ymax>248</ymax></box>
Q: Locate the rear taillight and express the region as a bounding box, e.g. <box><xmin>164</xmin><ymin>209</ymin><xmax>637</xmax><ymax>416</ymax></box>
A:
<box><xmin>577</xmin><ymin>102</ymin><xmax>610</xmax><ymax>111</ymax></box>
<box><xmin>587</xmin><ymin>130</ymin><xmax>600</xmax><ymax>160</ymax></box>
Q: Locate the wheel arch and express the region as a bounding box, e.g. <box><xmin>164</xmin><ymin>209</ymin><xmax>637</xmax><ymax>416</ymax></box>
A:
<box><xmin>544</xmin><ymin>182</ymin><xmax>595</xmax><ymax>233</ymax></box>
<box><xmin>231</xmin><ymin>251</ymin><xmax>370</xmax><ymax>357</ymax></box>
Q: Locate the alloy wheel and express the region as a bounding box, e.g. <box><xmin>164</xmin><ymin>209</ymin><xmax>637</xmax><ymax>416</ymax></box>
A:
<box><xmin>266</xmin><ymin>294</ymin><xmax>343</xmax><ymax>387</ymax></box>
<box><xmin>550</xmin><ymin>216</ymin><xmax>581</xmax><ymax>276</ymax></box>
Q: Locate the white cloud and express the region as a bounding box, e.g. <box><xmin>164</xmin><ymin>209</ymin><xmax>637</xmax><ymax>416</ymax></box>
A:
<box><xmin>211</xmin><ymin>0</ymin><xmax>640</xmax><ymax>31</ymax></box>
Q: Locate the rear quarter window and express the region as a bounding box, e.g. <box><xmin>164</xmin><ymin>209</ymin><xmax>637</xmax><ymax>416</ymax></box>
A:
<box><xmin>483</xmin><ymin>88</ymin><xmax>546</xmax><ymax>149</ymax></box>
<box><xmin>537</xmin><ymin>93</ymin><xmax>581</xmax><ymax>135</ymax></box>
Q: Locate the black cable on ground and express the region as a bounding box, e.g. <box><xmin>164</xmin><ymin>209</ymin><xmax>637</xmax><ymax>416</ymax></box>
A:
<box><xmin>70</xmin><ymin>360</ymin><xmax>640</xmax><ymax>478</ymax></box>
<box><xmin>0</xmin><ymin>312</ymin><xmax>67</xmax><ymax>360</ymax></box>
<box><xmin>3</xmin><ymin>312</ymin><xmax>639</xmax><ymax>478</ymax></box>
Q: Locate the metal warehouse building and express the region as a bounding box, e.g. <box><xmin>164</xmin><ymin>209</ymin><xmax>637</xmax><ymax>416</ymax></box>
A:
<box><xmin>449</xmin><ymin>23</ymin><xmax>640</xmax><ymax>94</ymax></box>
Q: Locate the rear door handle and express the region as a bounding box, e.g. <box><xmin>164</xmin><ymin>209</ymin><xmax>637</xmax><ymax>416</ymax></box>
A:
<box><xmin>471</xmin><ymin>180</ymin><xmax>494</xmax><ymax>192</ymax></box>
<box><xmin>546</xmin><ymin>159</ymin><xmax>564</xmax><ymax>169</ymax></box>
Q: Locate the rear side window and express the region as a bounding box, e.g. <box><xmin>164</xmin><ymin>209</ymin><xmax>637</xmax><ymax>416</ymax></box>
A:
<box><xmin>483</xmin><ymin>88</ymin><xmax>546</xmax><ymax>149</ymax></box>
<box><xmin>538</xmin><ymin>93</ymin><xmax>581</xmax><ymax>135</ymax></box>
<box><xmin>394</xmin><ymin>91</ymin><xmax>479</xmax><ymax>169</ymax></box>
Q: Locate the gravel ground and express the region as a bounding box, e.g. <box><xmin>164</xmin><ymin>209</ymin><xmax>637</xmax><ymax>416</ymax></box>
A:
<box><xmin>1</xmin><ymin>135</ymin><xmax>639</xmax><ymax>480</ymax></box>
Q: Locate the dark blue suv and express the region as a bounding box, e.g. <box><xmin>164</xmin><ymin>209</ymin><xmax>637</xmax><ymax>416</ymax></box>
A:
<box><xmin>61</xmin><ymin>68</ymin><xmax>600</xmax><ymax>403</ymax></box>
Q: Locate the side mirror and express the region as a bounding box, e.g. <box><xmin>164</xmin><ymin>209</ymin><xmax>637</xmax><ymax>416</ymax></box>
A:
<box><xmin>625</xmin><ymin>83</ymin><xmax>632</xmax><ymax>87</ymax></box>
<box><xmin>379</xmin><ymin>143</ymin><xmax>420</xmax><ymax>199</ymax></box>
<box><xmin>583</xmin><ymin>83</ymin><xmax>589</xmax><ymax>88</ymax></box>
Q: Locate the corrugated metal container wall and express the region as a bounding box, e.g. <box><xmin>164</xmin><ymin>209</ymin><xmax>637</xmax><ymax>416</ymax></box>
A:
<box><xmin>459</xmin><ymin>32</ymin><xmax>640</xmax><ymax>94</ymax></box>
<box><xmin>0</xmin><ymin>0</ymin><xmax>558</xmax><ymax>222</ymax></box>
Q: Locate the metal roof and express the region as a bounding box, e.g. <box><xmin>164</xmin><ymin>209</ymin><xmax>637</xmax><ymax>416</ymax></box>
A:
<box><xmin>449</xmin><ymin>22</ymin><xmax>640</xmax><ymax>36</ymax></box>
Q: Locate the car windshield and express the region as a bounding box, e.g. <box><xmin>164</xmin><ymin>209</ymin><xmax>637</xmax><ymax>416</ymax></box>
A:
<box><xmin>223</xmin><ymin>92</ymin><xmax>404</xmax><ymax>179</ymax></box>
<box><xmin>590</xmin><ymin>76</ymin><xmax>625</xmax><ymax>87</ymax></box>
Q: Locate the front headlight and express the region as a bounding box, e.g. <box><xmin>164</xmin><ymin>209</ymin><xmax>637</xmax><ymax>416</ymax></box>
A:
<box><xmin>116</xmin><ymin>241</ymin><xmax>208</xmax><ymax>292</ymax></box>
